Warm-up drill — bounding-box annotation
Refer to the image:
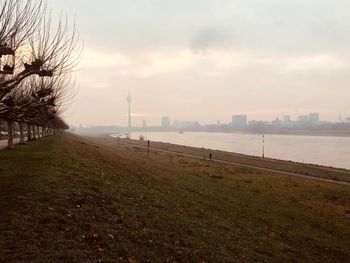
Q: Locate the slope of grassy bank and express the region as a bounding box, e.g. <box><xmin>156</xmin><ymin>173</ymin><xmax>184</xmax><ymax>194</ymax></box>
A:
<box><xmin>117</xmin><ymin>137</ymin><xmax>350</xmax><ymax>183</ymax></box>
<box><xmin>0</xmin><ymin>134</ymin><xmax>349</xmax><ymax>262</ymax></box>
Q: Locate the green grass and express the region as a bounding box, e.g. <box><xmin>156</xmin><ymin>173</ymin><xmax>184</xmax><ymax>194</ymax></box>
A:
<box><xmin>0</xmin><ymin>134</ymin><xmax>349</xmax><ymax>262</ymax></box>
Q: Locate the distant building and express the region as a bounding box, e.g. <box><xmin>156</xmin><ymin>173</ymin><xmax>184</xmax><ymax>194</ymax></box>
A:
<box><xmin>298</xmin><ymin>115</ymin><xmax>309</xmax><ymax>122</ymax></box>
<box><xmin>309</xmin><ymin>113</ymin><xmax>320</xmax><ymax>124</ymax></box>
<box><xmin>272</xmin><ymin>117</ymin><xmax>282</xmax><ymax>125</ymax></box>
<box><xmin>173</xmin><ymin>121</ymin><xmax>200</xmax><ymax>130</ymax></box>
<box><xmin>283</xmin><ymin>115</ymin><xmax>291</xmax><ymax>122</ymax></box>
<box><xmin>248</xmin><ymin>120</ymin><xmax>260</xmax><ymax>126</ymax></box>
<box><xmin>232</xmin><ymin>115</ymin><xmax>247</xmax><ymax>129</ymax></box>
<box><xmin>161</xmin><ymin>116</ymin><xmax>170</xmax><ymax>128</ymax></box>
<box><xmin>142</xmin><ymin>120</ymin><xmax>147</xmax><ymax>128</ymax></box>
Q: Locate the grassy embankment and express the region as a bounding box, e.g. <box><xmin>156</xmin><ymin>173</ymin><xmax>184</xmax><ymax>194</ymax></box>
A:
<box><xmin>0</xmin><ymin>134</ymin><xmax>349</xmax><ymax>262</ymax></box>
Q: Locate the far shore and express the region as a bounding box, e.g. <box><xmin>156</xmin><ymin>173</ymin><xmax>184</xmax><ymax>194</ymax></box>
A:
<box><xmin>107</xmin><ymin>130</ymin><xmax>350</xmax><ymax>138</ymax></box>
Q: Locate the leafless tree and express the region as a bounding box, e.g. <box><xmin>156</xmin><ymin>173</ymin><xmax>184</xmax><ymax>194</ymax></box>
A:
<box><xmin>0</xmin><ymin>0</ymin><xmax>80</xmax><ymax>149</ymax></box>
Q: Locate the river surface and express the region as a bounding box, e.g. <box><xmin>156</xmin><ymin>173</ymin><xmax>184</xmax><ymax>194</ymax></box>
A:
<box><xmin>112</xmin><ymin>132</ymin><xmax>350</xmax><ymax>170</ymax></box>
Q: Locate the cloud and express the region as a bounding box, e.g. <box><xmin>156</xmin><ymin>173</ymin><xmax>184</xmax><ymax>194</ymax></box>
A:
<box><xmin>77</xmin><ymin>47</ymin><xmax>349</xmax><ymax>95</ymax></box>
<box><xmin>46</xmin><ymin>0</ymin><xmax>350</xmax><ymax>125</ymax></box>
<box><xmin>284</xmin><ymin>55</ymin><xmax>347</xmax><ymax>72</ymax></box>
<box><xmin>190</xmin><ymin>27</ymin><xmax>229</xmax><ymax>51</ymax></box>
<box><xmin>49</xmin><ymin>0</ymin><xmax>350</xmax><ymax>56</ymax></box>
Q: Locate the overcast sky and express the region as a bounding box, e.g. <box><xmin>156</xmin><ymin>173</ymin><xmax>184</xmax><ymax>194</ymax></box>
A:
<box><xmin>49</xmin><ymin>0</ymin><xmax>350</xmax><ymax>126</ymax></box>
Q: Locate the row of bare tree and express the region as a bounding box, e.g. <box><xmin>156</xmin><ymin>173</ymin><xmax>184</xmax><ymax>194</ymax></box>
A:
<box><xmin>0</xmin><ymin>0</ymin><xmax>80</xmax><ymax>149</ymax></box>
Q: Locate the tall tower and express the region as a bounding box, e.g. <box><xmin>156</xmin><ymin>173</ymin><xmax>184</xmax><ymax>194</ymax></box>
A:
<box><xmin>127</xmin><ymin>89</ymin><xmax>132</xmax><ymax>131</ymax></box>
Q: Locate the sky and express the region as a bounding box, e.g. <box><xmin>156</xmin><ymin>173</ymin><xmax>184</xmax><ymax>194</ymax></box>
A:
<box><xmin>49</xmin><ymin>0</ymin><xmax>350</xmax><ymax>126</ymax></box>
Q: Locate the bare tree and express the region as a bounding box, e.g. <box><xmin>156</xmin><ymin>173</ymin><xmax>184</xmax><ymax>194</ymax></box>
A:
<box><xmin>0</xmin><ymin>0</ymin><xmax>80</xmax><ymax>149</ymax></box>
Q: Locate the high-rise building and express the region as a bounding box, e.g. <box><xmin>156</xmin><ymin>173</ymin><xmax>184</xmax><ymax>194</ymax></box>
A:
<box><xmin>298</xmin><ymin>115</ymin><xmax>309</xmax><ymax>122</ymax></box>
<box><xmin>309</xmin><ymin>113</ymin><xmax>319</xmax><ymax>124</ymax></box>
<box><xmin>161</xmin><ymin>116</ymin><xmax>170</xmax><ymax>128</ymax></box>
<box><xmin>283</xmin><ymin>115</ymin><xmax>291</xmax><ymax>122</ymax></box>
<box><xmin>173</xmin><ymin>121</ymin><xmax>200</xmax><ymax>130</ymax></box>
<box><xmin>232</xmin><ymin>115</ymin><xmax>247</xmax><ymax>129</ymax></box>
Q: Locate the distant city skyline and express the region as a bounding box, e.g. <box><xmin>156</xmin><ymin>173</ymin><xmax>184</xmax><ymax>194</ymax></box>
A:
<box><xmin>75</xmin><ymin>110</ymin><xmax>349</xmax><ymax>129</ymax></box>
<box><xmin>72</xmin><ymin>110</ymin><xmax>350</xmax><ymax>138</ymax></box>
<box><xmin>70</xmin><ymin>85</ymin><xmax>349</xmax><ymax>127</ymax></box>
<box><xmin>73</xmin><ymin>88</ymin><xmax>347</xmax><ymax>127</ymax></box>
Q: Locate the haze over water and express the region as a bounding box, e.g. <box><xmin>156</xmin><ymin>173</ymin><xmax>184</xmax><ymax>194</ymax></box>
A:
<box><xmin>123</xmin><ymin>132</ymin><xmax>350</xmax><ymax>170</ymax></box>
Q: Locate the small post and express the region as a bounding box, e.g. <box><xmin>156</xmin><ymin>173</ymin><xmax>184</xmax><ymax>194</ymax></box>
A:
<box><xmin>147</xmin><ymin>140</ymin><xmax>150</xmax><ymax>158</ymax></box>
<box><xmin>262</xmin><ymin>135</ymin><xmax>265</xmax><ymax>159</ymax></box>
<box><xmin>209</xmin><ymin>153</ymin><xmax>212</xmax><ymax>161</ymax></box>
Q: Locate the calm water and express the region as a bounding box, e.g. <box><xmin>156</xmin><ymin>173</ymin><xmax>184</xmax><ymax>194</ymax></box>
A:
<box><xmin>115</xmin><ymin>132</ymin><xmax>350</xmax><ymax>170</ymax></box>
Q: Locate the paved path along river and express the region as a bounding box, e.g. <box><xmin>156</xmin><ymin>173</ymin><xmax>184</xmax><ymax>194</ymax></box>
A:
<box><xmin>115</xmin><ymin>139</ymin><xmax>350</xmax><ymax>187</ymax></box>
<box><xmin>121</xmin><ymin>132</ymin><xmax>350</xmax><ymax>170</ymax></box>
<box><xmin>2</xmin><ymin>136</ymin><xmax>349</xmax><ymax>187</ymax></box>
<box><xmin>0</xmin><ymin>138</ymin><xmax>21</xmax><ymax>150</ymax></box>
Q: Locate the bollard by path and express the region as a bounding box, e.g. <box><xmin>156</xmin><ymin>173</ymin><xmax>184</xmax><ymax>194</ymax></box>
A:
<box><xmin>209</xmin><ymin>153</ymin><xmax>213</xmax><ymax>161</ymax></box>
<box><xmin>147</xmin><ymin>140</ymin><xmax>150</xmax><ymax>158</ymax></box>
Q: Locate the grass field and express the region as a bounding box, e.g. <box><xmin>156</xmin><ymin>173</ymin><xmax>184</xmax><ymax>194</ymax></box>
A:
<box><xmin>0</xmin><ymin>134</ymin><xmax>349</xmax><ymax>262</ymax></box>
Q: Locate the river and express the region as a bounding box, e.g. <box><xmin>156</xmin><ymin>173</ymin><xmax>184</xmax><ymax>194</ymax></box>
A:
<box><xmin>112</xmin><ymin>132</ymin><xmax>350</xmax><ymax>170</ymax></box>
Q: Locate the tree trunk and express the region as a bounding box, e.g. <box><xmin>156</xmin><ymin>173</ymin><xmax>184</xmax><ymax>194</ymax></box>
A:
<box><xmin>27</xmin><ymin>124</ymin><xmax>32</xmax><ymax>141</ymax></box>
<box><xmin>19</xmin><ymin>122</ymin><xmax>25</xmax><ymax>144</ymax></box>
<box><xmin>32</xmin><ymin>125</ymin><xmax>36</xmax><ymax>140</ymax></box>
<box><xmin>37</xmin><ymin>126</ymin><xmax>40</xmax><ymax>139</ymax></box>
<box><xmin>7</xmin><ymin>120</ymin><xmax>14</xmax><ymax>149</ymax></box>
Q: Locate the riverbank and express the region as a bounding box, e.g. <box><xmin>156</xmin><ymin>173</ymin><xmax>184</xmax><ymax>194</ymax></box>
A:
<box><xmin>110</xmin><ymin>136</ymin><xmax>350</xmax><ymax>184</ymax></box>
<box><xmin>112</xmin><ymin>131</ymin><xmax>350</xmax><ymax>170</ymax></box>
<box><xmin>1</xmin><ymin>134</ymin><xmax>349</xmax><ymax>262</ymax></box>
